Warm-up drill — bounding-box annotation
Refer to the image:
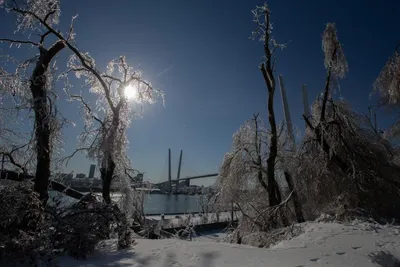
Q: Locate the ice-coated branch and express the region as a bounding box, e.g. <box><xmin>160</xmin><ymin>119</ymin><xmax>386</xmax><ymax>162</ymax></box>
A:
<box><xmin>0</xmin><ymin>38</ymin><xmax>38</xmax><ymax>46</ymax></box>
<box><xmin>0</xmin><ymin>143</ymin><xmax>28</xmax><ymax>173</ymax></box>
<box><xmin>320</xmin><ymin>23</ymin><xmax>348</xmax><ymax>123</ymax></box>
<box><xmin>70</xmin><ymin>94</ymin><xmax>103</xmax><ymax>126</ymax></box>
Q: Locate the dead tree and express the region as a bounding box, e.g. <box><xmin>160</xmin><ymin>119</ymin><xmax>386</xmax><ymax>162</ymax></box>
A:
<box><xmin>252</xmin><ymin>4</ymin><xmax>285</xmax><ymax>207</ymax></box>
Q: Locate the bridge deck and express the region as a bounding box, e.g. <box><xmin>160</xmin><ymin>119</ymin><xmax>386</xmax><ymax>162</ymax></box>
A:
<box><xmin>177</xmin><ymin>173</ymin><xmax>219</xmax><ymax>181</ymax></box>
<box><xmin>154</xmin><ymin>173</ymin><xmax>219</xmax><ymax>186</ymax></box>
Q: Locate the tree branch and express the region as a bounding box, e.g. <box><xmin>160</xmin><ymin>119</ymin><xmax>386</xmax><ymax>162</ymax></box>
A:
<box><xmin>102</xmin><ymin>74</ymin><xmax>123</xmax><ymax>84</ymax></box>
<box><xmin>0</xmin><ymin>38</ymin><xmax>38</xmax><ymax>46</ymax></box>
<box><xmin>11</xmin><ymin>7</ymin><xmax>117</xmax><ymax>114</ymax></box>
<box><xmin>0</xmin><ymin>144</ymin><xmax>29</xmax><ymax>173</ymax></box>
<box><xmin>39</xmin><ymin>30</ymin><xmax>51</xmax><ymax>44</ymax></box>
<box><xmin>70</xmin><ymin>94</ymin><xmax>104</xmax><ymax>126</ymax></box>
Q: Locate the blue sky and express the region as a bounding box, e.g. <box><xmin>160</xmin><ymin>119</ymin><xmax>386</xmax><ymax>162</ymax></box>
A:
<box><xmin>1</xmin><ymin>0</ymin><xmax>400</xmax><ymax>186</ymax></box>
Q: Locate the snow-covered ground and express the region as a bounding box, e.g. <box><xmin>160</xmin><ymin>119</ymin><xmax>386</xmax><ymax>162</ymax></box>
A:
<box><xmin>59</xmin><ymin>220</ymin><xmax>400</xmax><ymax>266</ymax></box>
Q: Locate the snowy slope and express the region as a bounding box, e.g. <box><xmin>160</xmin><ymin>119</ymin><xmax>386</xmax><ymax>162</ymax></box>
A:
<box><xmin>59</xmin><ymin>221</ymin><xmax>400</xmax><ymax>267</ymax></box>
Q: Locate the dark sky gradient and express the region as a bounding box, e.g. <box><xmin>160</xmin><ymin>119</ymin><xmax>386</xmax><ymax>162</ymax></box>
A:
<box><xmin>1</xmin><ymin>0</ymin><xmax>400</xmax><ymax>185</ymax></box>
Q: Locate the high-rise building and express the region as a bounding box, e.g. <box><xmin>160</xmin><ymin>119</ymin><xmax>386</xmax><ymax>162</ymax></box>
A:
<box><xmin>88</xmin><ymin>164</ymin><xmax>96</xmax><ymax>179</ymax></box>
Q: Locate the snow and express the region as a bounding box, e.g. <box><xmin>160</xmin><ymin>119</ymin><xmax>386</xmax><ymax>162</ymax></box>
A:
<box><xmin>58</xmin><ymin>220</ymin><xmax>400</xmax><ymax>267</ymax></box>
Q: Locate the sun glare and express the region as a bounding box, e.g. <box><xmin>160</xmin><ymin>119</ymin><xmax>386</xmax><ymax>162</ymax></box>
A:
<box><xmin>124</xmin><ymin>84</ymin><xmax>138</xmax><ymax>101</ymax></box>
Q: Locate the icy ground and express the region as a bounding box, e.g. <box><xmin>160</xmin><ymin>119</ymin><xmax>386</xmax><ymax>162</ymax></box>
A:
<box><xmin>59</xmin><ymin>220</ymin><xmax>400</xmax><ymax>267</ymax></box>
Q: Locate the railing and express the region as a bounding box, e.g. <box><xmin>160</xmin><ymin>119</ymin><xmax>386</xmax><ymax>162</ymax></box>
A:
<box><xmin>154</xmin><ymin>211</ymin><xmax>241</xmax><ymax>229</ymax></box>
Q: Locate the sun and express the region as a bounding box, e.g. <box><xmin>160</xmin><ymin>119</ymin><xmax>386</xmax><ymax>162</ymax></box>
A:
<box><xmin>124</xmin><ymin>84</ymin><xmax>138</xmax><ymax>100</ymax></box>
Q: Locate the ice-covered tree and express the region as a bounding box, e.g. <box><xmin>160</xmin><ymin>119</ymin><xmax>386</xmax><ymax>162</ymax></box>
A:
<box><xmin>0</xmin><ymin>0</ymin><xmax>68</xmax><ymax>202</ymax></box>
<box><xmin>303</xmin><ymin>23</ymin><xmax>349</xmax><ymax>168</ymax></box>
<box><xmin>0</xmin><ymin>0</ymin><xmax>162</xmax><ymax>206</ymax></box>
<box><xmin>319</xmin><ymin>23</ymin><xmax>348</xmax><ymax>122</ymax></box>
<box><xmin>218</xmin><ymin>3</ymin><xmax>307</xmax><ymax>236</ymax></box>
<box><xmin>218</xmin><ymin>114</ymin><xmax>293</xmax><ymax>231</ymax></box>
<box><xmin>373</xmin><ymin>44</ymin><xmax>400</xmax><ymax>105</ymax></box>
<box><xmin>295</xmin><ymin>25</ymin><xmax>400</xmax><ymax>221</ymax></box>
<box><xmin>372</xmin><ymin>44</ymin><xmax>400</xmax><ymax>138</ymax></box>
<box><xmin>250</xmin><ymin>3</ymin><xmax>285</xmax><ymax>208</ymax></box>
<box><xmin>65</xmin><ymin>54</ymin><xmax>162</xmax><ymax>205</ymax></box>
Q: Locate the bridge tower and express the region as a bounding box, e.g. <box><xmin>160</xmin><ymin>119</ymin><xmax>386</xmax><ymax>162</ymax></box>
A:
<box><xmin>168</xmin><ymin>148</ymin><xmax>172</xmax><ymax>193</ymax></box>
<box><xmin>175</xmin><ymin>150</ymin><xmax>183</xmax><ymax>193</ymax></box>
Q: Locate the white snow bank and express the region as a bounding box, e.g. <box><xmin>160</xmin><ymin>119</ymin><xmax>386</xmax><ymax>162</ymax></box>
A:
<box><xmin>59</xmin><ymin>221</ymin><xmax>400</xmax><ymax>267</ymax></box>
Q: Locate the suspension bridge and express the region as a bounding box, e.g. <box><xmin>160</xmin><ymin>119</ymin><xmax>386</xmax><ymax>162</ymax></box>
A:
<box><xmin>153</xmin><ymin>149</ymin><xmax>219</xmax><ymax>194</ymax></box>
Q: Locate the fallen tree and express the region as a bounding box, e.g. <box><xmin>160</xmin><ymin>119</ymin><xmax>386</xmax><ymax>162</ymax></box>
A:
<box><xmin>0</xmin><ymin>169</ymin><xmax>85</xmax><ymax>200</ymax></box>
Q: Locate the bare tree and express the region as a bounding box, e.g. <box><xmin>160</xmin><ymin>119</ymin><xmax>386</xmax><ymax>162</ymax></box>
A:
<box><xmin>251</xmin><ymin>4</ymin><xmax>286</xmax><ymax>207</ymax></box>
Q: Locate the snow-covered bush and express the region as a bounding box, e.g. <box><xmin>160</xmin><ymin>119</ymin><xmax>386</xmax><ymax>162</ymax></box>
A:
<box><xmin>48</xmin><ymin>194</ymin><xmax>132</xmax><ymax>259</ymax></box>
<box><xmin>0</xmin><ymin>182</ymin><xmax>56</xmax><ymax>266</ymax></box>
<box><xmin>0</xmin><ymin>181</ymin><xmax>133</xmax><ymax>263</ymax></box>
<box><xmin>216</xmin><ymin>114</ymin><xmax>295</xmax><ymax>236</ymax></box>
<box><xmin>294</xmin><ymin>98</ymin><xmax>400</xmax><ymax>222</ymax></box>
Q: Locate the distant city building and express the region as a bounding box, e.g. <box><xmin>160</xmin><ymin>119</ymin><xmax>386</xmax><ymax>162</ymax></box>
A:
<box><xmin>76</xmin><ymin>173</ymin><xmax>86</xmax><ymax>179</ymax></box>
<box><xmin>88</xmin><ymin>164</ymin><xmax>96</xmax><ymax>179</ymax></box>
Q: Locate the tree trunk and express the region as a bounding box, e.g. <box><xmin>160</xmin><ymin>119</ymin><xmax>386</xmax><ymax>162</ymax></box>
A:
<box><xmin>101</xmin><ymin>155</ymin><xmax>116</xmax><ymax>204</ymax></box>
<box><xmin>303</xmin><ymin>115</ymin><xmax>349</xmax><ymax>173</ymax></box>
<box><xmin>30</xmin><ymin>41</ymin><xmax>65</xmax><ymax>203</ymax></box>
<box><xmin>266</xmin><ymin>102</ymin><xmax>279</xmax><ymax>206</ymax></box>
<box><xmin>259</xmin><ymin>10</ymin><xmax>280</xmax><ymax>208</ymax></box>
<box><xmin>284</xmin><ymin>171</ymin><xmax>305</xmax><ymax>223</ymax></box>
<box><xmin>254</xmin><ymin>114</ymin><xmax>270</xmax><ymax>193</ymax></box>
<box><xmin>320</xmin><ymin>46</ymin><xmax>337</xmax><ymax>123</ymax></box>
<box><xmin>275</xmin><ymin>180</ymin><xmax>282</xmax><ymax>203</ymax></box>
<box><xmin>261</xmin><ymin>64</ymin><xmax>279</xmax><ymax>207</ymax></box>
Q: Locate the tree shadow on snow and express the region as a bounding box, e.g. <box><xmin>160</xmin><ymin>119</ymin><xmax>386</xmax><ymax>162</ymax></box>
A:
<box><xmin>60</xmin><ymin>246</ymin><xmax>221</xmax><ymax>267</ymax></box>
<box><xmin>60</xmin><ymin>250</ymin><xmax>153</xmax><ymax>267</ymax></box>
<box><xmin>369</xmin><ymin>251</ymin><xmax>400</xmax><ymax>267</ymax></box>
<box><xmin>162</xmin><ymin>251</ymin><xmax>220</xmax><ymax>267</ymax></box>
